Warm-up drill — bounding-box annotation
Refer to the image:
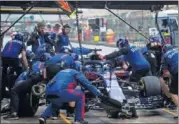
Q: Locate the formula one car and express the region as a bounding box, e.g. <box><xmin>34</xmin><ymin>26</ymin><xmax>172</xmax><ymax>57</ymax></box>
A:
<box><xmin>80</xmin><ymin>49</ymin><xmax>138</xmax><ymax>118</ymax></box>
<box><xmin>83</xmin><ymin>48</ymin><xmax>164</xmax><ymax>110</ymax></box>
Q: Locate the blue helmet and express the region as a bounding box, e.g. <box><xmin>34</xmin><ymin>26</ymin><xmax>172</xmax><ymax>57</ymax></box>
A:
<box><xmin>71</xmin><ymin>53</ymin><xmax>79</xmax><ymax>61</ymax></box>
<box><xmin>162</xmin><ymin>44</ymin><xmax>173</xmax><ymax>53</ymax></box>
<box><xmin>149</xmin><ymin>36</ymin><xmax>161</xmax><ymax>43</ymax></box>
<box><xmin>39</xmin><ymin>53</ymin><xmax>52</xmax><ymax>62</ymax></box>
<box><xmin>14</xmin><ymin>33</ymin><xmax>24</xmax><ymax>42</ymax></box>
<box><xmin>26</xmin><ymin>50</ymin><xmax>35</xmax><ymax>63</ymax></box>
<box><xmin>116</xmin><ymin>38</ymin><xmax>129</xmax><ymax>48</ymax></box>
<box><xmin>59</xmin><ymin>56</ymin><xmax>75</xmax><ymax>69</ymax></box>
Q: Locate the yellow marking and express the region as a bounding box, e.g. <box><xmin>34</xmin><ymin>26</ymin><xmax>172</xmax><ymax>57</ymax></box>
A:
<box><xmin>163</xmin><ymin>108</ymin><xmax>178</xmax><ymax>117</ymax></box>
<box><xmin>69</xmin><ymin>10</ymin><xmax>76</xmax><ymax>18</ymax></box>
<box><xmin>59</xmin><ymin>113</ymin><xmax>72</xmax><ymax>124</ymax></box>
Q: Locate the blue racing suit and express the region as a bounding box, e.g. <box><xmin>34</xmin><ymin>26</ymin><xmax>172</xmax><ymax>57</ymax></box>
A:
<box><xmin>140</xmin><ymin>46</ymin><xmax>148</xmax><ymax>55</ymax></box>
<box><xmin>41</xmin><ymin>69</ymin><xmax>101</xmax><ymax>121</ymax></box>
<box><xmin>105</xmin><ymin>45</ymin><xmax>150</xmax><ymax>81</ymax></box>
<box><xmin>161</xmin><ymin>47</ymin><xmax>178</xmax><ymax>75</ymax></box>
<box><xmin>161</xmin><ymin>47</ymin><xmax>178</xmax><ymax>94</ymax></box>
<box><xmin>56</xmin><ymin>34</ymin><xmax>71</xmax><ymax>53</ymax></box>
<box><xmin>2</xmin><ymin>39</ymin><xmax>25</xmax><ymax>58</ymax></box>
<box><xmin>45</xmin><ymin>53</ymin><xmax>74</xmax><ymax>67</ymax></box>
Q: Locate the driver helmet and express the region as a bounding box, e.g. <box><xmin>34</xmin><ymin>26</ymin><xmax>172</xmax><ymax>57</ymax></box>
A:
<box><xmin>162</xmin><ymin>43</ymin><xmax>173</xmax><ymax>53</ymax></box>
<box><xmin>116</xmin><ymin>37</ymin><xmax>129</xmax><ymax>48</ymax></box>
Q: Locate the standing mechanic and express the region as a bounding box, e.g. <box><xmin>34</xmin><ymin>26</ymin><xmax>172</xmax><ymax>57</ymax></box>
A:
<box><xmin>101</xmin><ymin>38</ymin><xmax>151</xmax><ymax>82</ymax></box>
<box><xmin>1</xmin><ymin>33</ymin><xmax>28</xmax><ymax>100</ymax></box>
<box><xmin>27</xmin><ymin>22</ymin><xmax>54</xmax><ymax>54</ymax></box>
<box><xmin>56</xmin><ymin>24</ymin><xmax>72</xmax><ymax>53</ymax></box>
<box><xmin>141</xmin><ymin>36</ymin><xmax>162</xmax><ymax>75</ymax></box>
<box><xmin>39</xmin><ymin>59</ymin><xmax>106</xmax><ymax>124</ymax></box>
<box><xmin>160</xmin><ymin>44</ymin><xmax>178</xmax><ymax>108</ymax></box>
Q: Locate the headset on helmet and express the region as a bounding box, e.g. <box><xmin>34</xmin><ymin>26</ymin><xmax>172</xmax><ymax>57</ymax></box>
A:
<box><xmin>14</xmin><ymin>33</ymin><xmax>24</xmax><ymax>42</ymax></box>
<box><xmin>162</xmin><ymin>44</ymin><xmax>173</xmax><ymax>53</ymax></box>
<box><xmin>116</xmin><ymin>38</ymin><xmax>129</xmax><ymax>48</ymax></box>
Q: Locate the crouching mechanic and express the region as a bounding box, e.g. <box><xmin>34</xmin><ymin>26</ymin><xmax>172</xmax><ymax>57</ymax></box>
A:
<box><xmin>160</xmin><ymin>44</ymin><xmax>178</xmax><ymax>108</ymax></box>
<box><xmin>101</xmin><ymin>38</ymin><xmax>151</xmax><ymax>82</ymax></box>
<box><xmin>3</xmin><ymin>50</ymin><xmax>49</xmax><ymax>120</ymax></box>
<box><xmin>44</xmin><ymin>52</ymin><xmax>81</xmax><ymax>117</ymax></box>
<box><xmin>39</xmin><ymin>61</ymin><xmax>106</xmax><ymax>124</ymax></box>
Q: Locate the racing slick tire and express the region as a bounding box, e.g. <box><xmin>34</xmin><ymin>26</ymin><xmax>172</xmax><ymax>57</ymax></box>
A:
<box><xmin>139</xmin><ymin>76</ymin><xmax>162</xmax><ymax>97</ymax></box>
<box><xmin>18</xmin><ymin>91</ymin><xmax>39</xmax><ymax>117</ymax></box>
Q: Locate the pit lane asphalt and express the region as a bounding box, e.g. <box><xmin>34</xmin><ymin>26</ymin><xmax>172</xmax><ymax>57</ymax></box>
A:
<box><xmin>1</xmin><ymin>36</ymin><xmax>178</xmax><ymax>124</ymax></box>
<box><xmin>1</xmin><ymin>104</ymin><xmax>178</xmax><ymax>124</ymax></box>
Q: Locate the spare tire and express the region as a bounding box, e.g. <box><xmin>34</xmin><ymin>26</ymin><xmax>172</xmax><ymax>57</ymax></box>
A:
<box><xmin>139</xmin><ymin>76</ymin><xmax>162</xmax><ymax>97</ymax></box>
<box><xmin>18</xmin><ymin>91</ymin><xmax>39</xmax><ymax>117</ymax></box>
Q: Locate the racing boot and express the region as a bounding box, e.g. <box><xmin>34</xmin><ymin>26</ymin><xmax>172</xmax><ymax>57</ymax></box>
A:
<box><xmin>74</xmin><ymin>119</ymin><xmax>88</xmax><ymax>124</ymax></box>
<box><xmin>3</xmin><ymin>112</ymin><xmax>19</xmax><ymax>120</ymax></box>
<box><xmin>39</xmin><ymin>117</ymin><xmax>46</xmax><ymax>124</ymax></box>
